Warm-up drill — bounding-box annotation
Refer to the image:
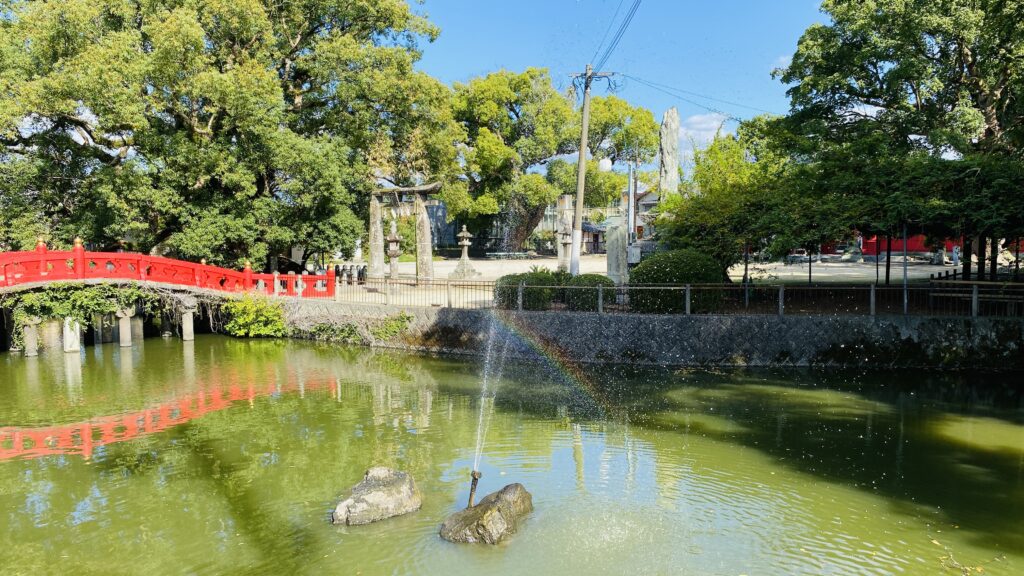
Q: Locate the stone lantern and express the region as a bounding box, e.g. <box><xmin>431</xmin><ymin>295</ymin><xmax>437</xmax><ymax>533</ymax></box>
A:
<box><xmin>449</xmin><ymin>225</ymin><xmax>480</xmax><ymax>279</ymax></box>
<box><xmin>386</xmin><ymin>219</ymin><xmax>402</xmax><ymax>280</ymax></box>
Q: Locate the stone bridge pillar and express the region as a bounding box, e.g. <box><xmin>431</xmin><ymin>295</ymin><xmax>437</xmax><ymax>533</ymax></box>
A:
<box><xmin>116</xmin><ymin>308</ymin><xmax>136</xmax><ymax>348</ymax></box>
<box><xmin>181</xmin><ymin>308</ymin><xmax>197</xmax><ymax>341</ymax></box>
<box><xmin>62</xmin><ymin>318</ymin><xmax>81</xmax><ymax>353</ymax></box>
<box><xmin>22</xmin><ymin>316</ymin><xmax>42</xmax><ymax>357</ymax></box>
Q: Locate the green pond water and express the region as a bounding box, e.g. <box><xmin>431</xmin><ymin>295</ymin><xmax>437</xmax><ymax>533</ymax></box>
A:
<box><xmin>1</xmin><ymin>336</ymin><xmax>1022</xmax><ymax>575</ymax></box>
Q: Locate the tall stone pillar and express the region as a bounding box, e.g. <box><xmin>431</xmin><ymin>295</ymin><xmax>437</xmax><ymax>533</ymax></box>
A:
<box><xmin>659</xmin><ymin>107</ymin><xmax>680</xmax><ymax>200</ymax></box>
<box><xmin>62</xmin><ymin>318</ymin><xmax>81</xmax><ymax>353</ymax></box>
<box><xmin>131</xmin><ymin>315</ymin><xmax>145</xmax><ymax>342</ymax></box>
<box><xmin>368</xmin><ymin>193</ymin><xmax>386</xmax><ymax>279</ymax></box>
<box><xmin>181</xmin><ymin>309</ymin><xmax>196</xmax><ymax>341</ymax></box>
<box><xmin>116</xmin><ymin>308</ymin><xmax>135</xmax><ymax>348</ymax></box>
<box><xmin>414</xmin><ymin>192</ymin><xmax>434</xmax><ymax>281</ymax></box>
<box><xmin>22</xmin><ymin>316</ymin><xmax>42</xmax><ymax>357</ymax></box>
<box><xmin>605</xmin><ymin>215</ymin><xmax>628</xmax><ymax>285</ymax></box>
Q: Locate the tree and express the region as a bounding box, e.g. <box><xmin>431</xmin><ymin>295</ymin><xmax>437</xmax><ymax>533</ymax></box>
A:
<box><xmin>777</xmin><ymin>0</ymin><xmax>1024</xmax><ymax>156</ymax></box>
<box><xmin>0</xmin><ymin>0</ymin><xmax>449</xmax><ymax>268</ymax></box>
<box><xmin>440</xmin><ymin>68</ymin><xmax>574</xmax><ymax>250</ymax></box>
<box><xmin>442</xmin><ymin>70</ymin><xmax>659</xmax><ymax>250</ymax></box>
<box><xmin>656</xmin><ymin>116</ymin><xmax>791</xmax><ymax>278</ymax></box>
<box><xmin>546</xmin><ymin>159</ymin><xmax>627</xmax><ymax>208</ymax></box>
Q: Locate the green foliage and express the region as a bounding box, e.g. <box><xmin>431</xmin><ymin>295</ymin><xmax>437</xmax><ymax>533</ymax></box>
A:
<box><xmin>777</xmin><ymin>0</ymin><xmax>1023</xmax><ymax>156</ymax></box>
<box><xmin>307</xmin><ymin>323</ymin><xmax>362</xmax><ymax>345</ymax></box>
<box><xmin>565</xmin><ymin>274</ymin><xmax>615</xmax><ymax>312</ymax></box>
<box><xmin>657</xmin><ymin>120</ymin><xmax>793</xmax><ymax>274</ymax></box>
<box><xmin>547</xmin><ymin>159</ymin><xmax>628</xmax><ymax>208</ymax></box>
<box><xmin>2</xmin><ymin>282</ymin><xmax>159</xmax><ymax>348</ymax></box>
<box><xmin>494</xmin><ymin>272</ymin><xmax>557</xmax><ymax>311</ymax></box>
<box><xmin>369</xmin><ymin>312</ymin><xmax>413</xmax><ymax>342</ymax></box>
<box><xmin>629</xmin><ymin>250</ymin><xmax>722</xmax><ymax>314</ymax></box>
<box><xmin>443</xmin><ymin>68</ymin><xmax>658</xmax><ymax>250</ymax></box>
<box><xmin>0</xmin><ymin>0</ymin><xmax>453</xmax><ymax>265</ymax></box>
<box><xmin>587</xmin><ymin>96</ymin><xmax>660</xmax><ymax>164</ymax></box>
<box><xmin>222</xmin><ymin>296</ymin><xmax>286</xmax><ymax>338</ymax></box>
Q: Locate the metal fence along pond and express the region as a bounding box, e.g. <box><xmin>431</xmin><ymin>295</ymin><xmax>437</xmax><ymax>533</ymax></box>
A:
<box><xmin>332</xmin><ymin>279</ymin><xmax>1024</xmax><ymax>319</ymax></box>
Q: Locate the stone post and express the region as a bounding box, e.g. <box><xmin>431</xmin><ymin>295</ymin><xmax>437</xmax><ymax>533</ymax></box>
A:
<box><xmin>180</xmin><ymin>298</ymin><xmax>199</xmax><ymax>342</ymax></box>
<box><xmin>62</xmin><ymin>318</ymin><xmax>81</xmax><ymax>353</ymax></box>
<box><xmin>414</xmin><ymin>192</ymin><xmax>435</xmax><ymax>281</ymax></box>
<box><xmin>368</xmin><ymin>193</ymin><xmax>386</xmax><ymax>279</ymax></box>
<box><xmin>131</xmin><ymin>315</ymin><xmax>145</xmax><ymax>342</ymax></box>
<box><xmin>116</xmin><ymin>308</ymin><xmax>135</xmax><ymax>348</ymax></box>
<box><xmin>605</xmin><ymin>215</ymin><xmax>628</xmax><ymax>285</ymax></box>
<box><xmin>22</xmin><ymin>316</ymin><xmax>42</xmax><ymax>357</ymax></box>
<box><xmin>40</xmin><ymin>319</ymin><xmax>62</xmax><ymax>351</ymax></box>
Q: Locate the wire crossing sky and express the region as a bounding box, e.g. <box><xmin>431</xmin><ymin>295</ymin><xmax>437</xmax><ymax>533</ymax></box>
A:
<box><xmin>415</xmin><ymin>0</ymin><xmax>825</xmax><ymax>155</ymax></box>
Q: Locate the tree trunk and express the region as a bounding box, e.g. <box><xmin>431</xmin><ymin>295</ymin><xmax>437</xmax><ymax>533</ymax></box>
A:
<box><xmin>962</xmin><ymin>233</ymin><xmax>970</xmax><ymax>278</ymax></box>
<box><xmin>990</xmin><ymin>237</ymin><xmax>999</xmax><ymax>280</ymax></box>
<box><xmin>963</xmin><ymin>235</ymin><xmax>973</xmax><ymax>281</ymax></box>
<box><xmin>505</xmin><ymin>204</ymin><xmax>548</xmax><ymax>252</ymax></box>
<box><xmin>885</xmin><ymin>234</ymin><xmax>892</xmax><ymax>285</ymax></box>
<box><xmin>977</xmin><ymin>235</ymin><xmax>987</xmax><ymax>281</ymax></box>
<box><xmin>1015</xmin><ymin>237</ymin><xmax>1020</xmax><ymax>282</ymax></box>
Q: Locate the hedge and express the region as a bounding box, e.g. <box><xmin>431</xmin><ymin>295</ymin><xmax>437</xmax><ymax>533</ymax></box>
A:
<box><xmin>629</xmin><ymin>249</ymin><xmax>723</xmax><ymax>314</ymax></box>
<box><xmin>494</xmin><ymin>272</ymin><xmax>556</xmax><ymax>310</ymax></box>
<box><xmin>566</xmin><ymin>274</ymin><xmax>616</xmax><ymax>311</ymax></box>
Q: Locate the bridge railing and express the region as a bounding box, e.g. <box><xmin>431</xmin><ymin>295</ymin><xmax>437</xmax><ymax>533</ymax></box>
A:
<box><xmin>0</xmin><ymin>240</ymin><xmax>335</xmax><ymax>299</ymax></box>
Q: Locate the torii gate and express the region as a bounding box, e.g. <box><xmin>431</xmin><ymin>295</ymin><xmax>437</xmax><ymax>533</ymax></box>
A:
<box><xmin>367</xmin><ymin>182</ymin><xmax>442</xmax><ymax>281</ymax></box>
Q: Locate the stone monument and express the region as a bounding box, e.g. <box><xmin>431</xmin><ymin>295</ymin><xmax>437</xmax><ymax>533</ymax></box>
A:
<box><xmin>385</xmin><ymin>218</ymin><xmax>402</xmax><ymax>280</ymax></box>
<box><xmin>659</xmin><ymin>107</ymin><xmax>680</xmax><ymax>200</ymax></box>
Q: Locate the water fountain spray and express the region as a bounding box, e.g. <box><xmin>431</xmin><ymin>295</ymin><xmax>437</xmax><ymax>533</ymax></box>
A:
<box><xmin>467</xmin><ymin>470</ymin><xmax>482</xmax><ymax>508</ymax></box>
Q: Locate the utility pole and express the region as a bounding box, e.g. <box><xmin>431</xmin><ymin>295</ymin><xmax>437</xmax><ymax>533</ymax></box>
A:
<box><xmin>570</xmin><ymin>64</ymin><xmax>611</xmax><ymax>276</ymax></box>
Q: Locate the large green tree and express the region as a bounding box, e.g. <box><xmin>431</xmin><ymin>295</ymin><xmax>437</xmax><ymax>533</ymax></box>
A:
<box><xmin>442</xmin><ymin>70</ymin><xmax>658</xmax><ymax>250</ymax></box>
<box><xmin>0</xmin><ymin>0</ymin><xmax>454</xmax><ymax>268</ymax></box>
<box><xmin>777</xmin><ymin>0</ymin><xmax>1024</xmax><ymax>156</ymax></box>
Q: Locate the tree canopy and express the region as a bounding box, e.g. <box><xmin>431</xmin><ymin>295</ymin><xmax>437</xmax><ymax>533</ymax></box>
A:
<box><xmin>0</xmin><ymin>0</ymin><xmax>455</xmax><ymax>268</ymax></box>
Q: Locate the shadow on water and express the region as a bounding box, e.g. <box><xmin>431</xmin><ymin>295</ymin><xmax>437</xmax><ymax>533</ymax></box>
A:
<box><xmin>586</xmin><ymin>366</ymin><xmax>1024</xmax><ymax>556</ymax></box>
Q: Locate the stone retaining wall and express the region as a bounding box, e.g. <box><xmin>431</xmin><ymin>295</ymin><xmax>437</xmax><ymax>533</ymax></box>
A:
<box><xmin>282</xmin><ymin>300</ymin><xmax>1024</xmax><ymax>369</ymax></box>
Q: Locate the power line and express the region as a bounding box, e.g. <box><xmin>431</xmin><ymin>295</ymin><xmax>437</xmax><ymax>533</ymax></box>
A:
<box><xmin>594</xmin><ymin>0</ymin><xmax>642</xmax><ymax>73</ymax></box>
<box><xmin>621</xmin><ymin>73</ymin><xmax>780</xmax><ymax>117</ymax></box>
<box><xmin>591</xmin><ymin>0</ymin><xmax>626</xmax><ymax>65</ymax></box>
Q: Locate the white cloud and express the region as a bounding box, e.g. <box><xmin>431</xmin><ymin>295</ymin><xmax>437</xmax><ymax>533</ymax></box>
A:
<box><xmin>677</xmin><ymin>113</ymin><xmax>734</xmax><ymax>164</ymax></box>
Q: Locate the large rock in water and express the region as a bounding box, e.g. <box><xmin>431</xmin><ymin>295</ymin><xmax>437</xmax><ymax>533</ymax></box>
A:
<box><xmin>439</xmin><ymin>483</ymin><xmax>533</xmax><ymax>544</ymax></box>
<box><xmin>332</xmin><ymin>467</ymin><xmax>422</xmax><ymax>525</ymax></box>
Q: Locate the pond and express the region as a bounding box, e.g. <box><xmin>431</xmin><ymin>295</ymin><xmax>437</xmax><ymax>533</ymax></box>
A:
<box><xmin>1</xmin><ymin>336</ymin><xmax>1022</xmax><ymax>575</ymax></box>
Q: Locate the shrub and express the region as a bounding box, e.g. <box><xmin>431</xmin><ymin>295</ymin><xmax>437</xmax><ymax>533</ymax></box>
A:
<box><xmin>629</xmin><ymin>249</ymin><xmax>723</xmax><ymax>314</ymax></box>
<box><xmin>222</xmin><ymin>296</ymin><xmax>287</xmax><ymax>337</ymax></box>
<box><xmin>494</xmin><ymin>271</ymin><xmax>556</xmax><ymax>310</ymax></box>
<box><xmin>369</xmin><ymin>312</ymin><xmax>413</xmax><ymax>341</ymax></box>
<box><xmin>565</xmin><ymin>274</ymin><xmax>616</xmax><ymax>311</ymax></box>
<box><xmin>308</xmin><ymin>322</ymin><xmax>363</xmax><ymax>344</ymax></box>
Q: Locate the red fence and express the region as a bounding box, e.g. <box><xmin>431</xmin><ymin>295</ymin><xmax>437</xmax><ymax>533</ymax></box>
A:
<box><xmin>0</xmin><ymin>241</ymin><xmax>335</xmax><ymax>299</ymax></box>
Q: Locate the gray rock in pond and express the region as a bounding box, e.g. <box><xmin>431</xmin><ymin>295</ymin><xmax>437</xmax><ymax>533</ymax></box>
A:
<box><xmin>332</xmin><ymin>467</ymin><xmax>422</xmax><ymax>525</ymax></box>
<box><xmin>439</xmin><ymin>483</ymin><xmax>533</xmax><ymax>544</ymax></box>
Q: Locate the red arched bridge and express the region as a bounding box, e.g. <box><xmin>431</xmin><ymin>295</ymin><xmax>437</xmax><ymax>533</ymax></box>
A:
<box><xmin>0</xmin><ymin>239</ymin><xmax>335</xmax><ymax>298</ymax></box>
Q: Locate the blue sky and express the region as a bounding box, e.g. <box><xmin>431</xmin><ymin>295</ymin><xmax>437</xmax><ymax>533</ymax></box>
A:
<box><xmin>413</xmin><ymin>0</ymin><xmax>826</xmax><ymax>156</ymax></box>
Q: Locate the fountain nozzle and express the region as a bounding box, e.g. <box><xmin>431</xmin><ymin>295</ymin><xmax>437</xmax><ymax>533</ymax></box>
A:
<box><xmin>467</xmin><ymin>470</ymin><xmax>482</xmax><ymax>508</ymax></box>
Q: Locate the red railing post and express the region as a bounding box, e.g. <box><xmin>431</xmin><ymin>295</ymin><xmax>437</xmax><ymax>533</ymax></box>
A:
<box><xmin>327</xmin><ymin>267</ymin><xmax>336</xmax><ymax>298</ymax></box>
<box><xmin>138</xmin><ymin>255</ymin><xmax>148</xmax><ymax>281</ymax></box>
<box><xmin>73</xmin><ymin>237</ymin><xmax>86</xmax><ymax>279</ymax></box>
<box><xmin>35</xmin><ymin>238</ymin><xmax>47</xmax><ymax>254</ymax></box>
<box><xmin>243</xmin><ymin>260</ymin><xmax>253</xmax><ymax>292</ymax></box>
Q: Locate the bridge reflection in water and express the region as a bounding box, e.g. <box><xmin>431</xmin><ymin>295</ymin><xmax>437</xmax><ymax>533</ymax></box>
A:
<box><xmin>0</xmin><ymin>369</ymin><xmax>341</xmax><ymax>462</ymax></box>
